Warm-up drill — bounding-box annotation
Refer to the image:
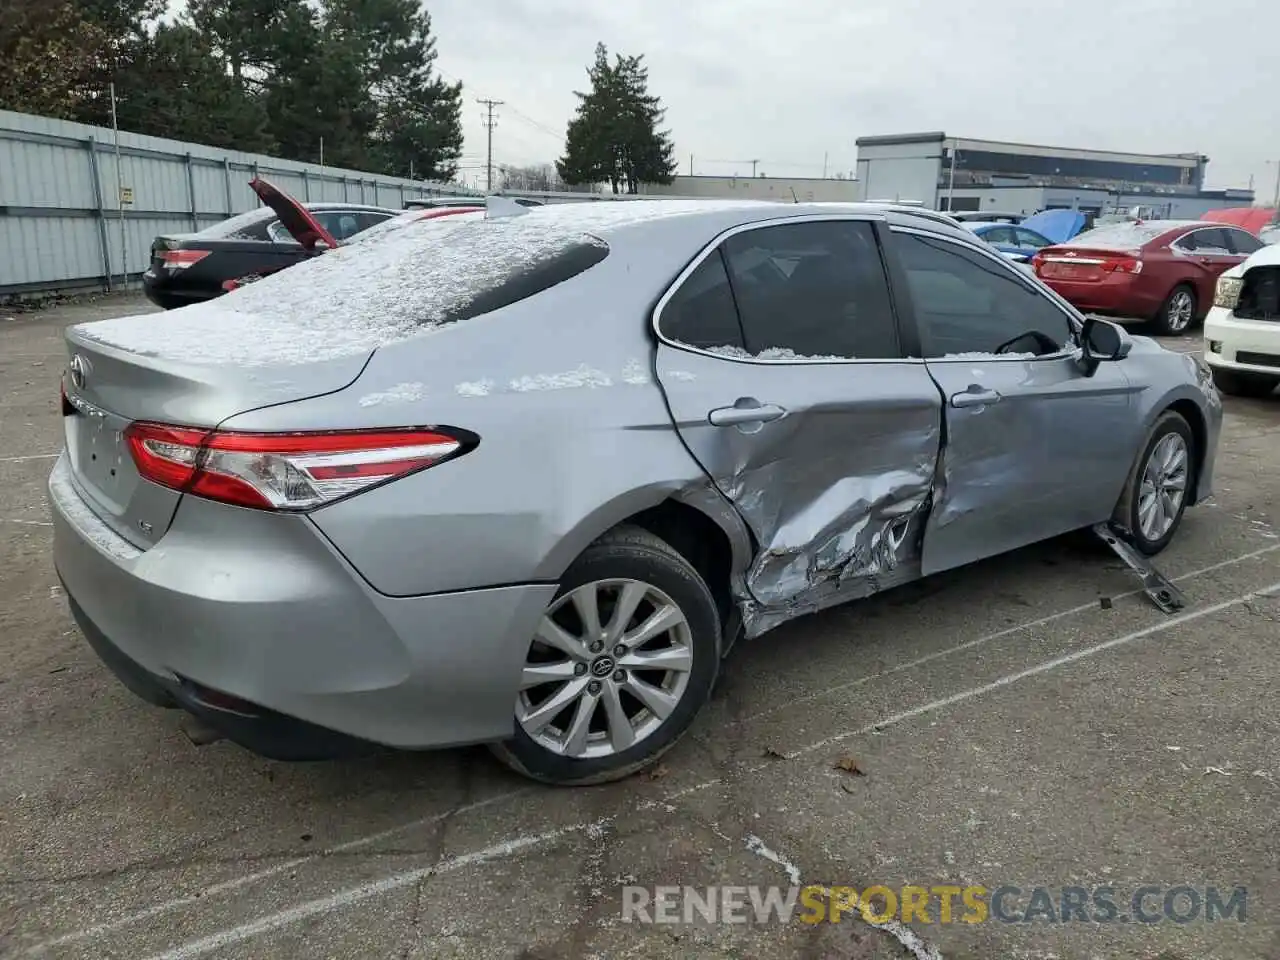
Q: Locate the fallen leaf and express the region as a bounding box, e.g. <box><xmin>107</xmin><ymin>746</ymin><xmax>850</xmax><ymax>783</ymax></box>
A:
<box><xmin>647</xmin><ymin>764</ymin><xmax>670</xmax><ymax>781</ymax></box>
<box><xmin>762</xmin><ymin>747</ymin><xmax>789</xmax><ymax>761</ymax></box>
<box><xmin>841</xmin><ymin>781</ymin><xmax>859</xmax><ymax>795</ymax></box>
<box><xmin>832</xmin><ymin>756</ymin><xmax>866</xmax><ymax>776</ymax></box>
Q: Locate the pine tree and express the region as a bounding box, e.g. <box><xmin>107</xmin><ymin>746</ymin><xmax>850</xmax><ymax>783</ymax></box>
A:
<box><xmin>558</xmin><ymin>43</ymin><xmax>677</xmax><ymax>193</ymax></box>
<box><xmin>0</xmin><ymin>1</ymin><xmax>111</xmax><ymax>120</ymax></box>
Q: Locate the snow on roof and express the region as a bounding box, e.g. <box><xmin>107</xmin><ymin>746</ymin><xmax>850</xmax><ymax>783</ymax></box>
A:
<box><xmin>1067</xmin><ymin>220</ymin><xmax>1200</xmax><ymax>249</ymax></box>
<box><xmin>77</xmin><ymin>201</ymin><xmax>760</xmax><ymax>368</ymax></box>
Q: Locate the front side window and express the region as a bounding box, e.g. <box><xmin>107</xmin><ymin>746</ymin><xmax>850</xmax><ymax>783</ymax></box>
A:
<box><xmin>980</xmin><ymin>226</ymin><xmax>1017</xmax><ymax>245</ymax></box>
<box><xmin>1227</xmin><ymin>229</ymin><xmax>1264</xmax><ymax>255</ymax></box>
<box><xmin>893</xmin><ymin>231</ymin><xmax>1073</xmax><ymax>357</ymax></box>
<box><xmin>720</xmin><ymin>221</ymin><xmax>899</xmax><ymax>359</ymax></box>
<box><xmin>1015</xmin><ymin>228</ymin><xmax>1051</xmax><ymax>249</ymax></box>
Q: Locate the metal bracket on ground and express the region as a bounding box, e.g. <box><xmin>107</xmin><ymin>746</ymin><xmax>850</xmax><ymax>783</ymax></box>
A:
<box><xmin>1091</xmin><ymin>522</ymin><xmax>1187</xmax><ymax>614</ymax></box>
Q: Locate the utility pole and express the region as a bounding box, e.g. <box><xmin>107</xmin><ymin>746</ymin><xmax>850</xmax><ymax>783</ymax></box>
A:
<box><xmin>477</xmin><ymin>98</ymin><xmax>504</xmax><ymax>193</ymax></box>
<box><xmin>750</xmin><ymin>159</ymin><xmax>760</xmax><ymax>178</ymax></box>
<box><xmin>689</xmin><ymin>154</ymin><xmax>694</xmax><ymax>176</ymax></box>
<box><xmin>946</xmin><ymin>138</ymin><xmax>958</xmax><ymax>211</ymax></box>
<box><xmin>109</xmin><ymin>82</ymin><xmax>127</xmax><ymax>289</ymax></box>
<box><xmin>822</xmin><ymin>151</ymin><xmax>828</xmax><ymax>179</ymax></box>
<box><xmin>1269</xmin><ymin>160</ymin><xmax>1280</xmax><ymax>209</ymax></box>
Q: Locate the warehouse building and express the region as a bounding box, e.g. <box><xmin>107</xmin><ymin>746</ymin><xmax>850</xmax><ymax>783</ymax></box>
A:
<box><xmin>853</xmin><ymin>132</ymin><xmax>1252</xmax><ymax>219</ymax></box>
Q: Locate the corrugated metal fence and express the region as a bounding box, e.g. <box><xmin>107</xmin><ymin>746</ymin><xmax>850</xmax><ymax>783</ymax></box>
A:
<box><xmin>0</xmin><ymin>109</ymin><xmax>477</xmax><ymax>295</ymax></box>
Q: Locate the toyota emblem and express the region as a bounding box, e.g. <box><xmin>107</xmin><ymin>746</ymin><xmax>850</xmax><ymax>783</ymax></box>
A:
<box><xmin>69</xmin><ymin>354</ymin><xmax>89</xmax><ymax>390</ymax></box>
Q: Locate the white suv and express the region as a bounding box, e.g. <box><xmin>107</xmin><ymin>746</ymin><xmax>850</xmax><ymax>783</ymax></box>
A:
<box><xmin>1204</xmin><ymin>244</ymin><xmax>1280</xmax><ymax>397</ymax></box>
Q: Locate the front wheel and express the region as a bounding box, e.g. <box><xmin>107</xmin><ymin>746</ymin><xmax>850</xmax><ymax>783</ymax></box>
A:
<box><xmin>489</xmin><ymin>526</ymin><xmax>721</xmax><ymax>786</ymax></box>
<box><xmin>1152</xmin><ymin>284</ymin><xmax>1197</xmax><ymax>336</ymax></box>
<box><xmin>1212</xmin><ymin>368</ymin><xmax>1279</xmax><ymax>398</ymax></box>
<box><xmin>1112</xmin><ymin>411</ymin><xmax>1195</xmax><ymax>555</ymax></box>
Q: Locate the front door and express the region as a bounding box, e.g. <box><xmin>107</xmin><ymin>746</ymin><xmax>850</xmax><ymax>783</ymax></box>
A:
<box><xmin>653</xmin><ymin>217</ymin><xmax>943</xmax><ymax>631</ymax></box>
<box><xmin>886</xmin><ymin>227</ymin><xmax>1144</xmax><ymax>575</ymax></box>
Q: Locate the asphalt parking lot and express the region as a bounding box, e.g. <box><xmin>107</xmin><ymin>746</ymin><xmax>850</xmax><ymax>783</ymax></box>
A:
<box><xmin>3</xmin><ymin>295</ymin><xmax>1279</xmax><ymax>960</ymax></box>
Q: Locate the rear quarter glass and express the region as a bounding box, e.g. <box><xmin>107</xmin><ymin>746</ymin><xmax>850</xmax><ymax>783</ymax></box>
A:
<box><xmin>195</xmin><ymin>208</ymin><xmax>275</xmax><ymax>241</ymax></box>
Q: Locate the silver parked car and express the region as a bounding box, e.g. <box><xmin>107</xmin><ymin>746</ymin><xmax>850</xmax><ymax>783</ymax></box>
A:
<box><xmin>51</xmin><ymin>200</ymin><xmax>1222</xmax><ymax>785</ymax></box>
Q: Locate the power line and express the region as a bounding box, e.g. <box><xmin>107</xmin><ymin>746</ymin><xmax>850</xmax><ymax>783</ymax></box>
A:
<box><xmin>477</xmin><ymin>98</ymin><xmax>504</xmax><ymax>193</ymax></box>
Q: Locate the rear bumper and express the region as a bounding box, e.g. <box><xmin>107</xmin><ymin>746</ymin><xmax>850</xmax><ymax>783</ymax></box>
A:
<box><xmin>1203</xmin><ymin>307</ymin><xmax>1280</xmax><ymax>374</ymax></box>
<box><xmin>49</xmin><ymin>455</ymin><xmax>557</xmax><ymax>756</ymax></box>
<box><xmin>1040</xmin><ymin>274</ymin><xmax>1164</xmax><ymax>318</ymax></box>
<box><xmin>141</xmin><ymin>272</ymin><xmax>216</xmax><ymax>309</ymax></box>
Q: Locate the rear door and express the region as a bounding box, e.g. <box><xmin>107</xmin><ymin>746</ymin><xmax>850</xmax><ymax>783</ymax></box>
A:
<box><xmin>653</xmin><ymin>217</ymin><xmax>943</xmax><ymax>621</ymax></box>
<box><xmin>885</xmin><ymin>226</ymin><xmax>1141</xmax><ymax>575</ymax></box>
<box><xmin>1174</xmin><ymin>227</ymin><xmax>1241</xmax><ymax>305</ymax></box>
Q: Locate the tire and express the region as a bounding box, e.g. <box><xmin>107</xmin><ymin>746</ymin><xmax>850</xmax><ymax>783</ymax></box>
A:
<box><xmin>489</xmin><ymin>525</ymin><xmax>721</xmax><ymax>786</ymax></box>
<box><xmin>1152</xmin><ymin>284</ymin><xmax>1197</xmax><ymax>336</ymax></box>
<box><xmin>1112</xmin><ymin>411</ymin><xmax>1196</xmax><ymax>555</ymax></box>
<box><xmin>1211</xmin><ymin>368</ymin><xmax>1279</xmax><ymax>398</ymax></box>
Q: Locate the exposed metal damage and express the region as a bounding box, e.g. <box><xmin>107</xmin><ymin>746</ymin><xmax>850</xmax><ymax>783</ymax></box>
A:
<box><xmin>1091</xmin><ymin>522</ymin><xmax>1188</xmax><ymax>613</ymax></box>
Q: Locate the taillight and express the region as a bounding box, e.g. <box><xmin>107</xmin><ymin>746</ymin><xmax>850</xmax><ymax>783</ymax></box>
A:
<box><xmin>160</xmin><ymin>249</ymin><xmax>211</xmax><ymax>270</ymax></box>
<box><xmin>1031</xmin><ymin>252</ymin><xmax>1046</xmax><ymax>273</ymax></box>
<box><xmin>124</xmin><ymin>423</ymin><xmax>467</xmax><ymax>510</ymax></box>
<box><xmin>1100</xmin><ymin>256</ymin><xmax>1143</xmax><ymax>274</ymax></box>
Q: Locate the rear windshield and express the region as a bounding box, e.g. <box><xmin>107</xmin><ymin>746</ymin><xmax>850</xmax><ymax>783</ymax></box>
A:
<box><xmin>1067</xmin><ymin>221</ymin><xmax>1183</xmax><ymax>250</ymax></box>
<box><xmin>196</xmin><ymin>207</ymin><xmax>275</xmax><ymax>240</ymax></box>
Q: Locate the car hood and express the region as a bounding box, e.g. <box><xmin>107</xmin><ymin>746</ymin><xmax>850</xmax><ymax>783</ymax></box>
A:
<box><xmin>249</xmin><ymin>177</ymin><xmax>339</xmax><ymax>251</ymax></box>
<box><xmin>1021</xmin><ymin>209</ymin><xmax>1086</xmax><ymax>244</ymax></box>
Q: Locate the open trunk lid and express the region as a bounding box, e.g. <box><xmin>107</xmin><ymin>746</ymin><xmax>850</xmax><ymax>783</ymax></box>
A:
<box><xmin>61</xmin><ymin>319</ymin><xmax>370</xmax><ymax>549</ymax></box>
<box><xmin>249</xmin><ymin>177</ymin><xmax>338</xmax><ymax>250</ymax></box>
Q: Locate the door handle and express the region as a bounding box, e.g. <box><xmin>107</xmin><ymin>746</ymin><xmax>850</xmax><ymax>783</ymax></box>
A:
<box><xmin>950</xmin><ymin>387</ymin><xmax>1002</xmax><ymax>409</ymax></box>
<box><xmin>708</xmin><ymin>401</ymin><xmax>786</xmax><ymax>427</ymax></box>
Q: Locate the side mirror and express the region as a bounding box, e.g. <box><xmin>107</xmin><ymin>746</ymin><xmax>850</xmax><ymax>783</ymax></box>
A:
<box><xmin>1077</xmin><ymin>316</ymin><xmax>1131</xmax><ymax>376</ymax></box>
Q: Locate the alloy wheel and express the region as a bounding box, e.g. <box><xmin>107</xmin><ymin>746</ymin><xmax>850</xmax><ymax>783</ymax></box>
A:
<box><xmin>516</xmin><ymin>579</ymin><xmax>694</xmax><ymax>759</ymax></box>
<box><xmin>1165</xmin><ymin>290</ymin><xmax>1195</xmax><ymax>333</ymax></box>
<box><xmin>1138</xmin><ymin>432</ymin><xmax>1188</xmax><ymax>541</ymax></box>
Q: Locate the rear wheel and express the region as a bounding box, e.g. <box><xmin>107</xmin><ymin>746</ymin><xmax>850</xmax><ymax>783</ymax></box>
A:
<box><xmin>1112</xmin><ymin>411</ymin><xmax>1195</xmax><ymax>555</ymax></box>
<box><xmin>1152</xmin><ymin>284</ymin><xmax>1197</xmax><ymax>336</ymax></box>
<box><xmin>1211</xmin><ymin>368</ymin><xmax>1279</xmax><ymax>398</ymax></box>
<box><xmin>489</xmin><ymin>526</ymin><xmax>720</xmax><ymax>786</ymax></box>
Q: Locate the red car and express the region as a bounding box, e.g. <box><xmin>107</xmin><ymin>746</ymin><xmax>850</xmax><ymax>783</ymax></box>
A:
<box><xmin>1032</xmin><ymin>220</ymin><xmax>1265</xmax><ymax>335</ymax></box>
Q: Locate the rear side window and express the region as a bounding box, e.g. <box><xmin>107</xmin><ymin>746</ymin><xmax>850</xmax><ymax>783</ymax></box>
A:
<box><xmin>199</xmin><ymin>208</ymin><xmax>274</xmax><ymax>241</ymax></box>
<box><xmin>1178</xmin><ymin>228</ymin><xmax>1230</xmax><ymax>254</ymax></box>
<box><xmin>721</xmin><ymin>221</ymin><xmax>899</xmax><ymax>359</ymax></box>
<box><xmin>660</xmin><ymin>251</ymin><xmax>745</xmax><ymax>350</ymax></box>
<box><xmin>981</xmin><ymin>226</ymin><xmax>1016</xmax><ymax>245</ymax></box>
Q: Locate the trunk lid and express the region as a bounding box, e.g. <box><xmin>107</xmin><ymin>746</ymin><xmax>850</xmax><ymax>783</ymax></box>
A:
<box><xmin>249</xmin><ymin>177</ymin><xmax>338</xmax><ymax>250</ymax></box>
<box><xmin>1035</xmin><ymin>245</ymin><xmax>1140</xmax><ymax>283</ymax></box>
<box><xmin>61</xmin><ymin>322</ymin><xmax>369</xmax><ymax>548</ymax></box>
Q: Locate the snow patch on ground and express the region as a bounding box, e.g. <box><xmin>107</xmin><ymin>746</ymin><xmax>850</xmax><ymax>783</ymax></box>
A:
<box><xmin>509</xmin><ymin>365</ymin><xmax>613</xmax><ymax>392</ymax></box>
<box><xmin>357</xmin><ymin>382</ymin><xmax>426</xmax><ymax>407</ymax></box>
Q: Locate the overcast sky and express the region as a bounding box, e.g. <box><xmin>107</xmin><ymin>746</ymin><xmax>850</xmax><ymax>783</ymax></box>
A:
<box><xmin>427</xmin><ymin>0</ymin><xmax>1278</xmax><ymax>195</ymax></box>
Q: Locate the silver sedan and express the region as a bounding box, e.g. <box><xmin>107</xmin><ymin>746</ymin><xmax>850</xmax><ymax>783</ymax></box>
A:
<box><xmin>50</xmin><ymin>199</ymin><xmax>1221</xmax><ymax>785</ymax></box>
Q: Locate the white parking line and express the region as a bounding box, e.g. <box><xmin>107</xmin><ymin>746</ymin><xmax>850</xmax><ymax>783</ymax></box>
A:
<box><xmin>136</xmin><ymin>579</ymin><xmax>1280</xmax><ymax>960</ymax></box>
<box><xmin>740</xmin><ymin>541</ymin><xmax>1280</xmax><ymax>724</ymax></box>
<box><xmin>0</xmin><ymin>453</ymin><xmax>59</xmax><ymax>463</ymax></box>
<box><xmin>25</xmin><ymin>787</ymin><xmax>533</xmax><ymax>955</ymax></box>
<box><xmin>31</xmin><ymin>540</ymin><xmax>1280</xmax><ymax>955</ymax></box>
<box><xmin>0</xmin><ymin>518</ymin><xmax>51</xmax><ymax>526</ymax></box>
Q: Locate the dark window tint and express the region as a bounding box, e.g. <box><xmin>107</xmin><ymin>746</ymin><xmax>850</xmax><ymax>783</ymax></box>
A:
<box><xmin>1179</xmin><ymin>228</ymin><xmax>1230</xmax><ymax>254</ymax></box>
<box><xmin>450</xmin><ymin>240</ymin><xmax>610</xmax><ymax>325</ymax></box>
<box><xmin>1227</xmin><ymin>229</ymin><xmax>1263</xmax><ymax>255</ymax></box>
<box><xmin>894</xmin><ymin>231</ymin><xmax>1073</xmax><ymax>357</ymax></box>
<box><xmin>721</xmin><ymin>221</ymin><xmax>899</xmax><ymax>359</ymax></box>
<box><xmin>660</xmin><ymin>251</ymin><xmax>745</xmax><ymax>350</ymax></box>
<box><xmin>981</xmin><ymin>226</ymin><xmax>1016</xmax><ymax>245</ymax></box>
